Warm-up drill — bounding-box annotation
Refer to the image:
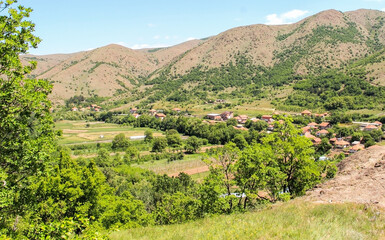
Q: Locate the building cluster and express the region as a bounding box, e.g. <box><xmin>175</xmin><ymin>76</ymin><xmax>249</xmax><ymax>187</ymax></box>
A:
<box><xmin>300</xmin><ymin>110</ymin><xmax>383</xmax><ymax>155</ymax></box>
<box><xmin>71</xmin><ymin>104</ymin><xmax>102</xmax><ymax>112</ymax></box>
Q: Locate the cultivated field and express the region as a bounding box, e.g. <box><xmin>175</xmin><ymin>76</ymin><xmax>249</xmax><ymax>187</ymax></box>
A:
<box><xmin>55</xmin><ymin>120</ymin><xmax>164</xmax><ymax>145</ymax></box>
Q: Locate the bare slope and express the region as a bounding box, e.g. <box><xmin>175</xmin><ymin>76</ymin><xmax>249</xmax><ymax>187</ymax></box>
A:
<box><xmin>306</xmin><ymin>145</ymin><xmax>385</xmax><ymax>208</ymax></box>
<box><xmin>168</xmin><ymin>9</ymin><xmax>385</xmax><ymax>76</ymax></box>
<box><xmin>22</xmin><ymin>9</ymin><xmax>385</xmax><ymax>105</ymax></box>
<box><xmin>24</xmin><ymin>40</ymin><xmax>202</xmax><ymax>104</ymax></box>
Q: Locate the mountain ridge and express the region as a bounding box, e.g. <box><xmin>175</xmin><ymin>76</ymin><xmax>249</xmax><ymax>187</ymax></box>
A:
<box><xmin>22</xmin><ymin>9</ymin><xmax>385</xmax><ymax>108</ymax></box>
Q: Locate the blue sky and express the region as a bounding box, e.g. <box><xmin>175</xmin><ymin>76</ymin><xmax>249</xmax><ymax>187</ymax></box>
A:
<box><xmin>17</xmin><ymin>0</ymin><xmax>385</xmax><ymax>55</ymax></box>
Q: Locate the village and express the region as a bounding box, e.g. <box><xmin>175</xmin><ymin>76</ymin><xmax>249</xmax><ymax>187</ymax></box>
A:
<box><xmin>70</xmin><ymin>104</ymin><xmax>384</xmax><ymax>158</ymax></box>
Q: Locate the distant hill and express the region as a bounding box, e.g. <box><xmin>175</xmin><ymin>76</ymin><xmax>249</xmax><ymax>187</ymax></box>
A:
<box><xmin>22</xmin><ymin>9</ymin><xmax>385</xmax><ymax>110</ymax></box>
<box><xmin>22</xmin><ymin>40</ymin><xmax>203</xmax><ymax>105</ymax></box>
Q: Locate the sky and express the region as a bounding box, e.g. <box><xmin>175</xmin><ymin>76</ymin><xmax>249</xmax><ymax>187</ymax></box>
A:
<box><xmin>14</xmin><ymin>0</ymin><xmax>385</xmax><ymax>55</ymax></box>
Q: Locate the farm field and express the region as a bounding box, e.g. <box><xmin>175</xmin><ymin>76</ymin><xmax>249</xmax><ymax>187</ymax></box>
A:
<box><xmin>56</xmin><ymin>120</ymin><xmax>212</xmax><ymax>178</ymax></box>
<box><xmin>55</xmin><ymin>120</ymin><xmax>164</xmax><ymax>145</ymax></box>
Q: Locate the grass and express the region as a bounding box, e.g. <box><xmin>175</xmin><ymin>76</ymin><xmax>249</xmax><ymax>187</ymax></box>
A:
<box><xmin>109</xmin><ymin>200</ymin><xmax>385</xmax><ymax>240</ymax></box>
<box><xmin>133</xmin><ymin>153</ymin><xmax>206</xmax><ymax>175</ymax></box>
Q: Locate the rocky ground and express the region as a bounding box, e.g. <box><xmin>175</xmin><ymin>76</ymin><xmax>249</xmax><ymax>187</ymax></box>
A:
<box><xmin>306</xmin><ymin>145</ymin><xmax>385</xmax><ymax>208</ymax></box>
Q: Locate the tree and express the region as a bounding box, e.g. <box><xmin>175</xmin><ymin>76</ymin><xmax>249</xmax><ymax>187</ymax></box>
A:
<box><xmin>233</xmin><ymin>134</ymin><xmax>248</xmax><ymax>150</ymax></box>
<box><xmin>203</xmin><ymin>143</ymin><xmax>239</xmax><ymax>212</ymax></box>
<box><xmin>0</xmin><ymin>0</ymin><xmax>55</xmax><ymax>232</ymax></box>
<box><xmin>262</xmin><ymin>118</ymin><xmax>320</xmax><ymax>196</ymax></box>
<box><xmin>152</xmin><ymin>137</ymin><xmax>168</xmax><ymax>152</ymax></box>
<box><xmin>184</xmin><ymin>136</ymin><xmax>202</xmax><ymax>153</ymax></box>
<box><xmin>144</xmin><ymin>129</ymin><xmax>154</xmax><ymax>143</ymax></box>
<box><xmin>112</xmin><ymin>133</ymin><xmax>129</xmax><ymax>150</ymax></box>
<box><xmin>166</xmin><ymin>130</ymin><xmax>182</xmax><ymax>149</ymax></box>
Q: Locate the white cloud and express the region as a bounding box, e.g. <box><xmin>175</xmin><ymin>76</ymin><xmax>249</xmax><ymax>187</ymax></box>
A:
<box><xmin>185</xmin><ymin>37</ymin><xmax>197</xmax><ymax>41</ymax></box>
<box><xmin>381</xmin><ymin>8</ymin><xmax>385</xmax><ymax>11</ymax></box>
<box><xmin>130</xmin><ymin>43</ymin><xmax>169</xmax><ymax>50</ymax></box>
<box><xmin>165</xmin><ymin>36</ymin><xmax>170</xmax><ymax>40</ymax></box>
<box><xmin>147</xmin><ymin>23</ymin><xmax>156</xmax><ymax>28</ymax></box>
<box><xmin>234</xmin><ymin>18</ymin><xmax>242</xmax><ymax>22</ymax></box>
<box><xmin>265</xmin><ymin>9</ymin><xmax>309</xmax><ymax>25</ymax></box>
<box><xmin>153</xmin><ymin>35</ymin><xmax>160</xmax><ymax>39</ymax></box>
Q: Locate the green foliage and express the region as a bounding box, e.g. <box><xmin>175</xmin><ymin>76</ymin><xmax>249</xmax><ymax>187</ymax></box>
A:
<box><xmin>184</xmin><ymin>136</ymin><xmax>202</xmax><ymax>153</ymax></box>
<box><xmin>285</xmin><ymin>69</ymin><xmax>385</xmax><ymax>110</ymax></box>
<box><xmin>152</xmin><ymin>137</ymin><xmax>168</xmax><ymax>152</ymax></box>
<box><xmin>112</xmin><ymin>133</ymin><xmax>130</xmax><ymax>150</ymax></box>
<box><xmin>0</xmin><ymin>0</ymin><xmax>56</xmax><ymax>235</ymax></box>
<box><xmin>144</xmin><ymin>129</ymin><xmax>154</xmax><ymax>143</ymax></box>
<box><xmin>154</xmin><ymin>192</ymin><xmax>201</xmax><ymax>225</ymax></box>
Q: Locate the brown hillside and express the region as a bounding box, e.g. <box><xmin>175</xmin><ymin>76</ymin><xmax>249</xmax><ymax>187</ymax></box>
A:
<box><xmin>306</xmin><ymin>145</ymin><xmax>385</xmax><ymax>208</ymax></box>
<box><xmin>25</xmin><ymin>40</ymin><xmax>202</xmax><ymax>104</ymax></box>
<box><xmin>22</xmin><ymin>9</ymin><xmax>385</xmax><ymax>104</ymax></box>
<box><xmin>169</xmin><ymin>9</ymin><xmax>384</xmax><ymax>76</ymax></box>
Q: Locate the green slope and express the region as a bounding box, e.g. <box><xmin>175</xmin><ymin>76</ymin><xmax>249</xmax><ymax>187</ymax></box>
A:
<box><xmin>109</xmin><ymin>200</ymin><xmax>385</xmax><ymax>240</ymax></box>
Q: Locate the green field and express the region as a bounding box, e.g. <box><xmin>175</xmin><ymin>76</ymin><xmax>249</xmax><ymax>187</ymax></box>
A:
<box><xmin>132</xmin><ymin>153</ymin><xmax>207</xmax><ymax>175</ymax></box>
<box><xmin>55</xmin><ymin>120</ymin><xmax>164</xmax><ymax>145</ymax></box>
<box><xmin>109</xmin><ymin>200</ymin><xmax>385</xmax><ymax>240</ymax></box>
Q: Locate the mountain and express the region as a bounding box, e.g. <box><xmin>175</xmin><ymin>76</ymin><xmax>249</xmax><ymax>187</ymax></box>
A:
<box><xmin>22</xmin><ymin>40</ymin><xmax>203</xmax><ymax>104</ymax></box>
<box><xmin>23</xmin><ymin>9</ymin><xmax>385</xmax><ymax>109</ymax></box>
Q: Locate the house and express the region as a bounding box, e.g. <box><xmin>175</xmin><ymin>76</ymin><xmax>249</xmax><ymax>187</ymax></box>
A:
<box><xmin>307</xmin><ymin>122</ymin><xmax>318</xmax><ymax>128</ymax></box>
<box><xmin>301</xmin><ymin>110</ymin><xmax>312</xmax><ymax>116</ymax></box>
<box><xmin>206</xmin><ymin>113</ymin><xmax>221</xmax><ymax>121</ymax></box>
<box><xmin>349</xmin><ymin>144</ymin><xmax>364</xmax><ymax>153</ymax></box>
<box><xmin>132</xmin><ymin>113</ymin><xmax>140</xmax><ymax>118</ymax></box>
<box><xmin>302</xmin><ymin>126</ymin><xmax>311</xmax><ymax>133</ymax></box>
<box><xmin>304</xmin><ymin>131</ymin><xmax>316</xmax><ymax>139</ymax></box>
<box><xmin>220</xmin><ymin>111</ymin><xmax>233</xmax><ymax>121</ymax></box>
<box><xmin>335</xmin><ymin>140</ymin><xmax>350</xmax><ymax>149</ymax></box>
<box><xmin>71</xmin><ymin>107</ymin><xmax>78</xmax><ymax>112</ymax></box>
<box><xmin>130</xmin><ymin>108</ymin><xmax>137</xmax><ymax>114</ymax></box>
<box><xmin>351</xmin><ymin>141</ymin><xmax>361</xmax><ymax>146</ymax></box>
<box><xmin>319</xmin><ymin>122</ymin><xmax>330</xmax><ymax>129</ymax></box>
<box><xmin>149</xmin><ymin>109</ymin><xmax>157</xmax><ymax>115</ymax></box>
<box><xmin>364</xmin><ymin>125</ymin><xmax>378</xmax><ymax>132</ymax></box>
<box><xmin>94</xmin><ymin>107</ymin><xmax>100</xmax><ymax>112</ymax></box>
<box><xmin>261</xmin><ymin>115</ymin><xmax>273</xmax><ymax>122</ymax></box>
<box><xmin>172</xmin><ymin>108</ymin><xmax>181</xmax><ymax>113</ymax></box>
<box><xmin>316</xmin><ymin>129</ymin><xmax>329</xmax><ymax>137</ymax></box>
<box><xmin>155</xmin><ymin>113</ymin><xmax>166</xmax><ymax>120</ymax></box>
<box><xmin>250</xmin><ymin>118</ymin><xmax>259</xmax><ymax>122</ymax></box>
<box><xmin>312</xmin><ymin>137</ymin><xmax>322</xmax><ymax>145</ymax></box>
<box><xmin>373</xmin><ymin>121</ymin><xmax>383</xmax><ymax>128</ymax></box>
<box><xmin>233</xmin><ymin>125</ymin><xmax>248</xmax><ymax>131</ymax></box>
<box><xmin>237</xmin><ymin>115</ymin><xmax>248</xmax><ymax>124</ymax></box>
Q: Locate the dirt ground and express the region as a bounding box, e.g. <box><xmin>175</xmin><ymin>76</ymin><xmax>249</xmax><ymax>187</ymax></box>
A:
<box><xmin>305</xmin><ymin>145</ymin><xmax>385</xmax><ymax>208</ymax></box>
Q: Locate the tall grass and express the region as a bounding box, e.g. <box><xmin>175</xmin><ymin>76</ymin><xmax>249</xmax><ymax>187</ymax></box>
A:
<box><xmin>109</xmin><ymin>200</ymin><xmax>385</xmax><ymax>240</ymax></box>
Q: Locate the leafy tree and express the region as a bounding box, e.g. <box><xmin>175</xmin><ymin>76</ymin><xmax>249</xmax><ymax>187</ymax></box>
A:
<box><xmin>0</xmin><ymin>0</ymin><xmax>55</xmax><ymax>234</ymax></box>
<box><xmin>262</xmin><ymin>118</ymin><xmax>320</xmax><ymax>196</ymax></box>
<box><xmin>154</xmin><ymin>192</ymin><xmax>200</xmax><ymax>225</ymax></box>
<box><xmin>235</xmin><ymin>143</ymin><xmax>286</xmax><ymax>206</ymax></box>
<box><xmin>316</xmin><ymin>138</ymin><xmax>332</xmax><ymax>156</ymax></box>
<box><xmin>144</xmin><ymin>129</ymin><xmax>154</xmax><ymax>143</ymax></box>
<box><xmin>152</xmin><ymin>137</ymin><xmax>168</xmax><ymax>152</ymax></box>
<box><xmin>233</xmin><ymin>134</ymin><xmax>248</xmax><ymax>150</ymax></box>
<box><xmin>184</xmin><ymin>136</ymin><xmax>202</xmax><ymax>153</ymax></box>
<box><xmin>166</xmin><ymin>130</ymin><xmax>182</xmax><ymax>149</ymax></box>
<box><xmin>95</xmin><ymin>148</ymin><xmax>111</xmax><ymax>167</ymax></box>
<box><xmin>112</xmin><ymin>133</ymin><xmax>130</xmax><ymax>150</ymax></box>
<box><xmin>204</xmin><ymin>143</ymin><xmax>239</xmax><ymax>212</ymax></box>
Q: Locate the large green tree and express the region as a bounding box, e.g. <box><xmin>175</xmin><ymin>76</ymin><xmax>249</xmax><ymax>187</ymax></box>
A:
<box><xmin>0</xmin><ymin>0</ymin><xmax>55</xmax><ymax>228</ymax></box>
